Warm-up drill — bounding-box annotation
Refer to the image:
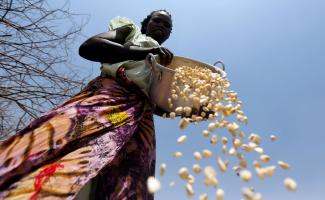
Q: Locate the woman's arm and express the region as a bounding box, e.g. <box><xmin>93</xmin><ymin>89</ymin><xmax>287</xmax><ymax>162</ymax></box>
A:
<box><xmin>79</xmin><ymin>26</ymin><xmax>173</xmax><ymax>65</ymax></box>
<box><xmin>79</xmin><ymin>26</ymin><xmax>154</xmax><ymax>63</ymax></box>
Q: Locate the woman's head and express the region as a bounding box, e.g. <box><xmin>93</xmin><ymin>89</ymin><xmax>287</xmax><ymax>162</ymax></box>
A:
<box><xmin>141</xmin><ymin>10</ymin><xmax>172</xmax><ymax>44</ymax></box>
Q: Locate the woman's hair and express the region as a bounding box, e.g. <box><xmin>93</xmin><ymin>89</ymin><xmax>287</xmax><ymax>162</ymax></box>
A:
<box><xmin>141</xmin><ymin>9</ymin><xmax>172</xmax><ymax>34</ymax></box>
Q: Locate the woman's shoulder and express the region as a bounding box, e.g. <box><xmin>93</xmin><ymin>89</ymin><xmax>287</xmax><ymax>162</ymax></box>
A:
<box><xmin>108</xmin><ymin>16</ymin><xmax>138</xmax><ymax>31</ymax></box>
<box><xmin>108</xmin><ymin>16</ymin><xmax>159</xmax><ymax>48</ymax></box>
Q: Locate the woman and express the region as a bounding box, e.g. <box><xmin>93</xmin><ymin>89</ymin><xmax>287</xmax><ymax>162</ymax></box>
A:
<box><xmin>0</xmin><ymin>10</ymin><xmax>173</xmax><ymax>200</ymax></box>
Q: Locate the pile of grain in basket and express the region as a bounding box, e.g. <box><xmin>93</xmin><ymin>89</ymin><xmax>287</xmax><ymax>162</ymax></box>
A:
<box><xmin>146</xmin><ymin>65</ymin><xmax>297</xmax><ymax>200</ymax></box>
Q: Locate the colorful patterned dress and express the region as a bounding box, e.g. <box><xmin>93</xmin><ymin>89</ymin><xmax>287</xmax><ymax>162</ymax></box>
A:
<box><xmin>0</xmin><ymin>17</ymin><xmax>160</xmax><ymax>200</ymax></box>
<box><xmin>0</xmin><ymin>76</ymin><xmax>156</xmax><ymax>200</ymax></box>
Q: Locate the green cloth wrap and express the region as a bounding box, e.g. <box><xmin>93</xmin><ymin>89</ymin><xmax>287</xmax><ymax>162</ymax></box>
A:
<box><xmin>101</xmin><ymin>17</ymin><xmax>160</xmax><ymax>97</ymax></box>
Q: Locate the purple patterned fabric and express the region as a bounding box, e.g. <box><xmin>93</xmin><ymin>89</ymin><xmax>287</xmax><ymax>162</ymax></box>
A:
<box><xmin>0</xmin><ymin>76</ymin><xmax>156</xmax><ymax>200</ymax></box>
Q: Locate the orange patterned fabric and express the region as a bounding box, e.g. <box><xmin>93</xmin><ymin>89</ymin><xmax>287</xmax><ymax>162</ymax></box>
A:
<box><xmin>0</xmin><ymin>77</ymin><xmax>156</xmax><ymax>200</ymax></box>
<box><xmin>30</xmin><ymin>163</ymin><xmax>64</xmax><ymax>200</ymax></box>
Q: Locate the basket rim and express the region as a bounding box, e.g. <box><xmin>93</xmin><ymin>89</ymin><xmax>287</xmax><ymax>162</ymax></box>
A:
<box><xmin>149</xmin><ymin>54</ymin><xmax>227</xmax><ymax>78</ymax></box>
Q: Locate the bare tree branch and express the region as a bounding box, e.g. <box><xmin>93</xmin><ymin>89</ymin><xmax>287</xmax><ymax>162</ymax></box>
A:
<box><xmin>0</xmin><ymin>0</ymin><xmax>89</xmax><ymax>139</ymax></box>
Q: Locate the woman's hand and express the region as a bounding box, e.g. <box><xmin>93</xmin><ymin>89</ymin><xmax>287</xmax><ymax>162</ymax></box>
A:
<box><xmin>152</xmin><ymin>47</ymin><xmax>173</xmax><ymax>66</ymax></box>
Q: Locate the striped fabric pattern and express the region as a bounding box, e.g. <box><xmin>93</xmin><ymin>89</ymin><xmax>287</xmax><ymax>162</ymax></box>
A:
<box><xmin>0</xmin><ymin>77</ymin><xmax>156</xmax><ymax>200</ymax></box>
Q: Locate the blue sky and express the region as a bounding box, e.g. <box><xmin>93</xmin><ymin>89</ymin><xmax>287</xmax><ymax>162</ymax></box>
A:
<box><xmin>61</xmin><ymin>0</ymin><xmax>325</xmax><ymax>199</ymax></box>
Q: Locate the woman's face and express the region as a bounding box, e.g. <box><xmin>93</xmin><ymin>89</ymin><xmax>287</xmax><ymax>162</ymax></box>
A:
<box><xmin>146</xmin><ymin>11</ymin><xmax>172</xmax><ymax>44</ymax></box>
